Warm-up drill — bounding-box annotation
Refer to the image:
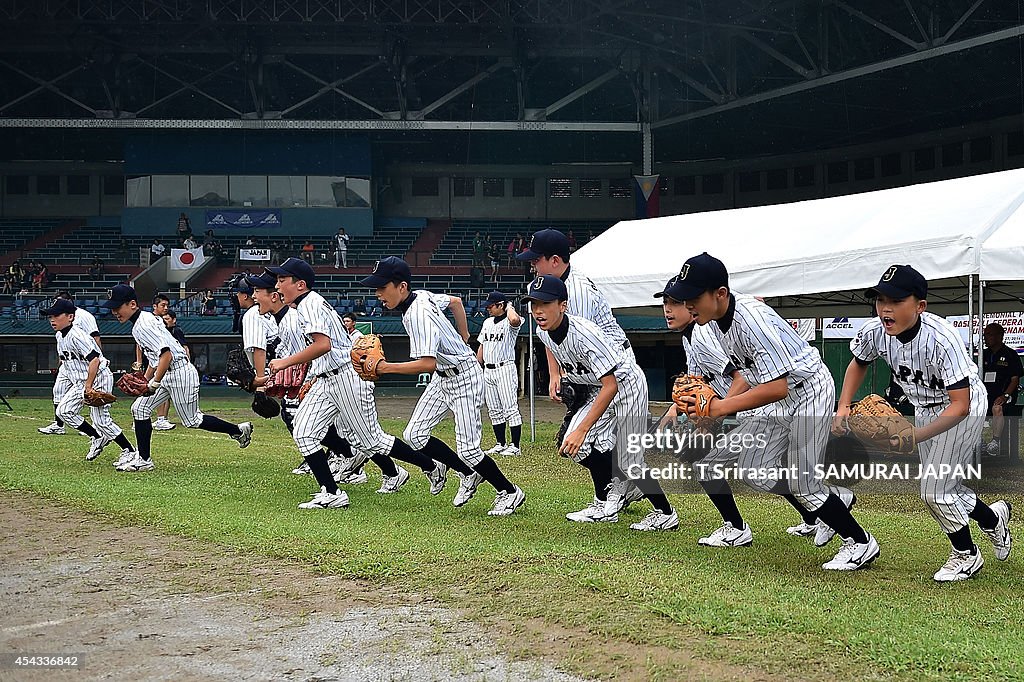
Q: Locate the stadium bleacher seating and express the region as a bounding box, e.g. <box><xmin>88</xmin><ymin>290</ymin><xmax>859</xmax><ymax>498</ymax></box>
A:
<box><xmin>431</xmin><ymin>219</ymin><xmax>610</xmax><ymax>266</ymax></box>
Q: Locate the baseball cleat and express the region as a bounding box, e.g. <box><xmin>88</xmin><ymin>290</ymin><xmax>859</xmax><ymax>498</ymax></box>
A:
<box><xmin>981</xmin><ymin>500</ymin><xmax>1013</xmax><ymax>561</ymax></box>
<box><xmin>115</xmin><ymin>451</ymin><xmax>154</xmax><ymax>472</ymax></box>
<box><xmin>933</xmin><ymin>546</ymin><xmax>983</xmax><ymax>582</ymax></box>
<box><xmin>603</xmin><ymin>479</ymin><xmax>631</xmax><ymax>517</ymax></box>
<box><xmin>152</xmin><ymin>418</ymin><xmax>176</xmax><ymax>431</ymax></box>
<box><xmin>291</xmin><ymin>461</ymin><xmax>311</xmax><ymax>475</ymax></box>
<box><xmin>38</xmin><ymin>422</ymin><xmax>65</xmax><ymax>435</ymax></box>
<box><xmin>86</xmin><ymin>435</ymin><xmax>111</xmax><ymax>461</ymax></box>
<box><xmin>986</xmin><ymin>440</ymin><xmax>1001</xmax><ymax>456</ymax></box>
<box><xmin>501</xmin><ymin>445</ymin><xmax>522</xmax><ymax>456</ymax></box>
<box><xmin>453</xmin><ymin>471</ymin><xmax>483</xmax><ymax>507</ymax></box>
<box><xmin>427</xmin><ymin>462</ymin><xmax>448</xmax><ymax>495</ymax></box>
<box><xmin>232</xmin><ymin>422</ymin><xmax>254</xmax><ymax>449</ymax></box>
<box><xmin>814</xmin><ymin>490</ymin><xmax>857</xmax><ymax>547</ymax></box>
<box><xmin>377</xmin><ymin>466</ymin><xmax>410</xmax><ymax>494</ymax></box>
<box><xmin>566</xmin><ymin>498</ymin><xmax>617</xmax><ymax>523</ymax></box>
<box><xmin>332</xmin><ymin>451</ymin><xmax>369</xmax><ymax>480</ymax></box>
<box><xmin>630</xmin><ymin>510</ymin><xmax>680</xmax><ymax>532</ymax></box>
<box><xmin>488</xmin><ymin>486</ymin><xmax>526</xmax><ymax>516</ymax></box>
<box><xmin>298</xmin><ymin>486</ymin><xmax>350</xmax><ymax>509</ymax></box>
<box><xmin>112</xmin><ymin>447</ymin><xmax>136</xmax><ymax>468</ymax></box>
<box><xmin>621</xmin><ymin>482</ymin><xmax>645</xmax><ymax>509</ymax></box>
<box><xmin>339</xmin><ymin>469</ymin><xmax>368</xmax><ymax>485</ymax></box>
<box><xmin>483</xmin><ymin>444</ymin><xmax>507</xmax><ymax>456</ymax></box>
<box><xmin>698</xmin><ymin>522</ymin><xmax>753</xmax><ymax>547</ymax></box>
<box><xmin>786</xmin><ymin>522</ymin><xmax>818</xmax><ymax>538</ymax></box>
<box><xmin>822</xmin><ymin>534</ymin><xmax>880</xmax><ymax>571</ymax></box>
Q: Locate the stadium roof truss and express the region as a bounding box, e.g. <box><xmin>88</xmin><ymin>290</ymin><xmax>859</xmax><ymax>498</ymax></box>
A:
<box><xmin>0</xmin><ymin>0</ymin><xmax>1021</xmax><ymax>148</ymax></box>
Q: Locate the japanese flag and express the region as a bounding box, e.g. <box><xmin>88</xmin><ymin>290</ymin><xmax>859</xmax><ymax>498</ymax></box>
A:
<box><xmin>170</xmin><ymin>247</ymin><xmax>205</xmax><ymax>270</ymax></box>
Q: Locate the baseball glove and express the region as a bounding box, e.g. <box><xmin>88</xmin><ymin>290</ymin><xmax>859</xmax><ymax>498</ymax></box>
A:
<box><xmin>672</xmin><ymin>374</ymin><xmax>717</xmax><ymax>420</ymax></box>
<box><xmin>84</xmin><ymin>387</ymin><xmax>117</xmax><ymax>407</ymax></box>
<box><xmin>847</xmin><ymin>393</ymin><xmax>916</xmax><ymax>455</ymax></box>
<box><xmin>297</xmin><ymin>377</ymin><xmax>317</xmax><ymax>402</ymax></box>
<box><xmin>265</xmin><ymin>363</ymin><xmax>308</xmax><ymax>399</ymax></box>
<box><xmin>251</xmin><ymin>391</ymin><xmax>281</xmax><ymax>419</ymax></box>
<box><xmin>351</xmin><ymin>333</ymin><xmax>386</xmax><ymax>381</ymax></box>
<box><xmin>115</xmin><ymin>371</ymin><xmax>153</xmax><ymax>397</ymax></box>
<box><xmin>226</xmin><ymin>347</ymin><xmax>257</xmax><ymax>392</ymax></box>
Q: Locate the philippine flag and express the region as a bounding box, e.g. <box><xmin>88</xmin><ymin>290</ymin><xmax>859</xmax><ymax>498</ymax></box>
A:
<box><xmin>170</xmin><ymin>247</ymin><xmax>205</xmax><ymax>270</ymax></box>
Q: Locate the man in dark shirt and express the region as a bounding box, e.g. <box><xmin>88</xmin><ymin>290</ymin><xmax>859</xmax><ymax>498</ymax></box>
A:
<box><xmin>982</xmin><ymin>322</ymin><xmax>1023</xmax><ymax>456</ymax></box>
<box><xmin>163</xmin><ymin>309</ymin><xmax>190</xmax><ymax>358</ymax></box>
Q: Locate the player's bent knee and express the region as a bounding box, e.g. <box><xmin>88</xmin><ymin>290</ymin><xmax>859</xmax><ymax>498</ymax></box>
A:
<box><xmin>403</xmin><ymin>426</ymin><xmax>429</xmax><ymax>450</ymax></box>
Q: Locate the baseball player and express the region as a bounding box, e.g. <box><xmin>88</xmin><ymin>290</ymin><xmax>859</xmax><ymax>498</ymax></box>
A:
<box><xmin>833</xmin><ymin>265</ymin><xmax>1012</xmax><ymax>581</ymax></box>
<box><xmin>658</xmin><ymin>277</ymin><xmax>823</xmax><ymax>546</ymax></box>
<box><xmin>342</xmin><ymin>312</ymin><xmax>363</xmax><ymax>343</ymax></box>
<box><xmin>41</xmin><ymin>298</ymin><xmax>137</xmax><ymax>463</ymax></box>
<box><xmin>101</xmin><ymin>284</ymin><xmax>253</xmax><ymax>472</ymax></box>
<box><xmin>674</xmin><ymin>253</ymin><xmax>877</xmax><ymax>571</ymax></box>
<box><xmin>266</xmin><ymin>258</ymin><xmax>444</xmax><ymax>509</ymax></box>
<box><xmin>526</xmin><ymin>275</ymin><xmax>677</xmax><ymax>530</ymax></box>
<box><xmin>476</xmin><ymin>291</ymin><xmax>523</xmax><ymax>456</ymax></box>
<box><xmin>516</xmin><ymin>229</ymin><xmax>643</xmax><ymax>513</ymax></box>
<box><xmin>360</xmin><ymin>256</ymin><xmax>526</xmax><ymax>516</ymax></box>
<box><xmin>149</xmin><ymin>294</ymin><xmax>178</xmax><ymax>431</ymax></box>
<box><xmin>38</xmin><ymin>290</ymin><xmax>101</xmax><ymax>436</ymax></box>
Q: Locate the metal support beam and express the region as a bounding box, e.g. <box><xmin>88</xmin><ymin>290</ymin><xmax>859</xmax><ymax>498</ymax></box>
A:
<box><xmin>0</xmin><ymin>64</ymin><xmax>84</xmax><ymax>114</ymax></box>
<box><xmin>833</xmin><ymin>1</ymin><xmax>923</xmax><ymax>50</ymax></box>
<box><xmin>0</xmin><ymin>118</ymin><xmax>640</xmax><ymax>132</ymax></box>
<box><xmin>736</xmin><ymin>31</ymin><xmax>814</xmax><ymax>79</ymax></box>
<box><xmin>281</xmin><ymin>59</ymin><xmax>384</xmax><ymax>118</ymax></box>
<box><xmin>138</xmin><ymin>58</ymin><xmax>243</xmax><ymax>117</ymax></box>
<box><xmin>652</xmin><ymin>57</ymin><xmax>724</xmax><ymax>105</ymax></box>
<box><xmin>654</xmin><ymin>23</ymin><xmax>1024</xmax><ymax>130</ymax></box>
<box><xmin>135</xmin><ymin>62</ymin><xmax>236</xmax><ymax>116</ymax></box>
<box><xmin>0</xmin><ymin>61</ymin><xmax>96</xmax><ymax>116</ymax></box>
<box><xmin>412</xmin><ymin>61</ymin><xmax>502</xmax><ymax>119</ymax></box>
<box><xmin>538</xmin><ymin>67</ymin><xmax>621</xmax><ymax>120</ymax></box>
<box><xmin>940</xmin><ymin>0</ymin><xmax>986</xmax><ymax>45</ymax></box>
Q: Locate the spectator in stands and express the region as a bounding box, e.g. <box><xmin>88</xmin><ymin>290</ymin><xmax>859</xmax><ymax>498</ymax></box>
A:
<box><xmin>21</xmin><ymin>261</ymin><xmax>36</xmax><ymax>289</ymax></box>
<box><xmin>117</xmin><ymin>238</ymin><xmax>131</xmax><ymax>262</ymax></box>
<box><xmin>245</xmin><ymin>234</ymin><xmax>255</xmax><ymax>247</ymax></box>
<box><xmin>586</xmin><ymin>229</ymin><xmax>595</xmax><ymax>244</ymax></box>
<box><xmin>150</xmin><ymin>238</ymin><xmax>166</xmax><ymax>262</ymax></box>
<box><xmin>488</xmin><ymin>242</ymin><xmax>500</xmax><ymax>280</ymax></box>
<box><xmin>473</xmin><ymin>231</ymin><xmax>486</xmax><ymax>267</ymax></box>
<box><xmin>301</xmin><ymin>239</ymin><xmax>315</xmax><ymax>264</ymax></box>
<box><xmin>202</xmin><ymin>289</ymin><xmax>217</xmax><ymax>316</ymax></box>
<box><xmin>334</xmin><ymin>227</ymin><xmax>350</xmax><ymax>269</ymax></box>
<box><xmin>507</xmin><ymin>234</ymin><xmax>522</xmax><ymax>265</ymax></box>
<box><xmin>567</xmin><ymin>230</ymin><xmax>577</xmax><ymax>253</ymax></box>
<box><xmin>88</xmin><ymin>255</ymin><xmax>105</xmax><ymax>278</ymax></box>
<box><xmin>176</xmin><ymin>212</ymin><xmax>192</xmax><ymax>240</ymax></box>
<box><xmin>2</xmin><ymin>269</ymin><xmax>14</xmax><ymax>295</ymax></box>
<box><xmin>32</xmin><ymin>262</ymin><xmax>49</xmax><ymax>292</ymax></box>
<box><xmin>183</xmin><ymin>235</ymin><xmax>198</xmax><ymax>250</ymax></box>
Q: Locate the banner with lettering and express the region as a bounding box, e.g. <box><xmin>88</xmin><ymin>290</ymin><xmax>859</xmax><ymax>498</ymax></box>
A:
<box><xmin>206</xmin><ymin>209</ymin><xmax>281</xmax><ymax>229</ymax></box>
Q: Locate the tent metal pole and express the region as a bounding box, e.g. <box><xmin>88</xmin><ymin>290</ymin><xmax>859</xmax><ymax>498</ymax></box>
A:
<box><xmin>978</xmin><ymin>279</ymin><xmax>986</xmax><ymax>375</ymax></box>
<box><xmin>528</xmin><ymin>300</ymin><xmax>536</xmax><ymax>442</ymax></box>
<box><xmin>968</xmin><ymin>274</ymin><xmax>975</xmax><ymax>359</ymax></box>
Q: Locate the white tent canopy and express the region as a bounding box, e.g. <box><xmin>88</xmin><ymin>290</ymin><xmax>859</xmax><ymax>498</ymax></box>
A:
<box><xmin>573</xmin><ymin>169</ymin><xmax>1024</xmax><ymax>317</ymax></box>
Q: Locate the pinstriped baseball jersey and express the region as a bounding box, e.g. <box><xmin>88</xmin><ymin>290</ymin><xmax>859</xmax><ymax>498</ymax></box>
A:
<box><xmin>349</xmin><ymin>328</ymin><xmax>364</xmax><ymax>344</ymax></box>
<box><xmin>403</xmin><ymin>290</ymin><xmax>473</xmax><ymax>371</ymax></box>
<box><xmin>478</xmin><ymin>313</ymin><xmax>521</xmax><ymax>365</ymax></box>
<box><xmin>564</xmin><ymin>267</ymin><xmax>628</xmax><ymax>350</ymax></box>
<box><xmin>681</xmin><ymin>321</ymin><xmax>733</xmax><ymax>398</ymax></box>
<box><xmin>537</xmin><ymin>315</ymin><xmax>627</xmax><ymax>387</ymax></box>
<box><xmin>293</xmin><ymin>290</ymin><xmax>349</xmax><ymax>376</ymax></box>
<box><xmin>241</xmin><ymin>305</ymin><xmax>273</xmax><ymax>352</ymax></box>
<box><xmin>708</xmin><ymin>294</ymin><xmax>821</xmax><ymax>389</ymax></box>
<box><xmin>269</xmin><ymin>306</ymin><xmax>304</xmax><ymax>358</ymax></box>
<box><xmin>55</xmin><ymin>325</ymin><xmax>106</xmax><ymax>383</ymax></box>
<box><xmin>851</xmin><ymin>312</ymin><xmax>983</xmax><ymax>407</ymax></box>
<box><xmin>72</xmin><ymin>306</ymin><xmax>99</xmax><ymax>337</ymax></box>
<box><xmin>131</xmin><ymin>310</ymin><xmax>187</xmax><ymax>366</ymax></box>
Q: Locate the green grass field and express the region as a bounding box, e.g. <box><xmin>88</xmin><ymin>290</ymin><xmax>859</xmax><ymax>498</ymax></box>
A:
<box><xmin>2</xmin><ymin>397</ymin><xmax>1022</xmax><ymax>681</ymax></box>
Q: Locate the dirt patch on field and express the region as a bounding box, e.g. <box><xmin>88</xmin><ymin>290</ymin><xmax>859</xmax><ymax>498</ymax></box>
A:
<box><xmin>0</xmin><ymin>492</ymin><xmax>787</xmax><ymax>682</ymax></box>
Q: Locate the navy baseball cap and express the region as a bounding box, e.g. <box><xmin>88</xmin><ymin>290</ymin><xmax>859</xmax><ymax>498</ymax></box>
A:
<box><xmin>657</xmin><ymin>253</ymin><xmax>729</xmax><ymax>301</ymax></box>
<box><xmin>245</xmin><ymin>271</ymin><xmax>278</xmax><ymax>291</ymax></box>
<box><xmin>101</xmin><ymin>284</ymin><xmax>138</xmax><ymax>309</ymax></box>
<box><xmin>484</xmin><ymin>291</ymin><xmax>508</xmax><ymax>306</ymax></box>
<box><xmin>516</xmin><ymin>229</ymin><xmax>570</xmax><ymax>262</ymax></box>
<box><xmin>865</xmin><ymin>264</ymin><xmax>928</xmax><ymax>300</ymax></box>
<box><xmin>41</xmin><ymin>298</ymin><xmax>76</xmax><ymax>316</ymax></box>
<box><xmin>360</xmin><ymin>256</ymin><xmax>412</xmax><ymax>288</ymax></box>
<box><xmin>234</xmin><ymin>277</ymin><xmax>254</xmax><ymax>296</ymax></box>
<box><xmin>267</xmin><ymin>257</ymin><xmax>316</xmax><ymax>289</ymax></box>
<box><xmin>522</xmin><ymin>275</ymin><xmax>568</xmax><ymax>302</ymax></box>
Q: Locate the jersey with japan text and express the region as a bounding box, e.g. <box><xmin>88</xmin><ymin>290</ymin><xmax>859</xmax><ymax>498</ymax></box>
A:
<box><xmin>537</xmin><ymin>315</ymin><xmax>630</xmax><ymax>387</ymax></box>
<box><xmin>402</xmin><ymin>290</ymin><xmax>473</xmax><ymax>371</ymax></box>
<box><xmin>478</xmin><ymin>313</ymin><xmax>521</xmax><ymax>365</ymax></box>
<box><xmin>55</xmin><ymin>325</ymin><xmax>106</xmax><ymax>383</ymax></box>
<box><xmin>294</xmin><ymin>290</ymin><xmax>350</xmax><ymax>376</ymax></box>
<box><xmin>131</xmin><ymin>310</ymin><xmax>187</xmax><ymax>366</ymax></box>
<box><xmin>707</xmin><ymin>293</ymin><xmax>822</xmax><ymax>390</ymax></box>
<box><xmin>564</xmin><ymin>266</ymin><xmax>628</xmax><ymax>350</ymax></box>
<box><xmin>851</xmin><ymin>312</ymin><xmax>983</xmax><ymax>407</ymax></box>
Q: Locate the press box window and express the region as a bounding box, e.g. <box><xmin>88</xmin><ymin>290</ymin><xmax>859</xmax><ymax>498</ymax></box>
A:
<box><xmin>482</xmin><ymin>178</ymin><xmax>505</xmax><ymax>198</ymax></box>
<box><xmin>411</xmin><ymin>177</ymin><xmax>439</xmax><ymax>196</ymax></box>
<box><xmin>5</xmin><ymin>175</ymin><xmax>29</xmax><ymax>195</ymax></box>
<box><xmin>608</xmin><ymin>179</ymin><xmax>632</xmax><ymax>198</ymax></box>
<box><xmin>37</xmin><ymin>175</ymin><xmax>60</xmax><ymax>195</ymax></box>
<box><xmin>579</xmin><ymin>179</ymin><xmax>602</xmax><ymax>198</ymax></box>
<box><xmin>512</xmin><ymin>178</ymin><xmax>535</xmax><ymax>197</ymax></box>
<box><xmin>67</xmin><ymin>175</ymin><xmax>90</xmax><ymax>195</ymax></box>
<box><xmin>452</xmin><ymin>177</ymin><xmax>476</xmax><ymax>197</ymax></box>
<box><xmin>701</xmin><ymin>174</ymin><xmax>723</xmax><ymax>194</ymax></box>
<box><xmin>548</xmin><ymin>178</ymin><xmax>572</xmax><ymax>198</ymax></box>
